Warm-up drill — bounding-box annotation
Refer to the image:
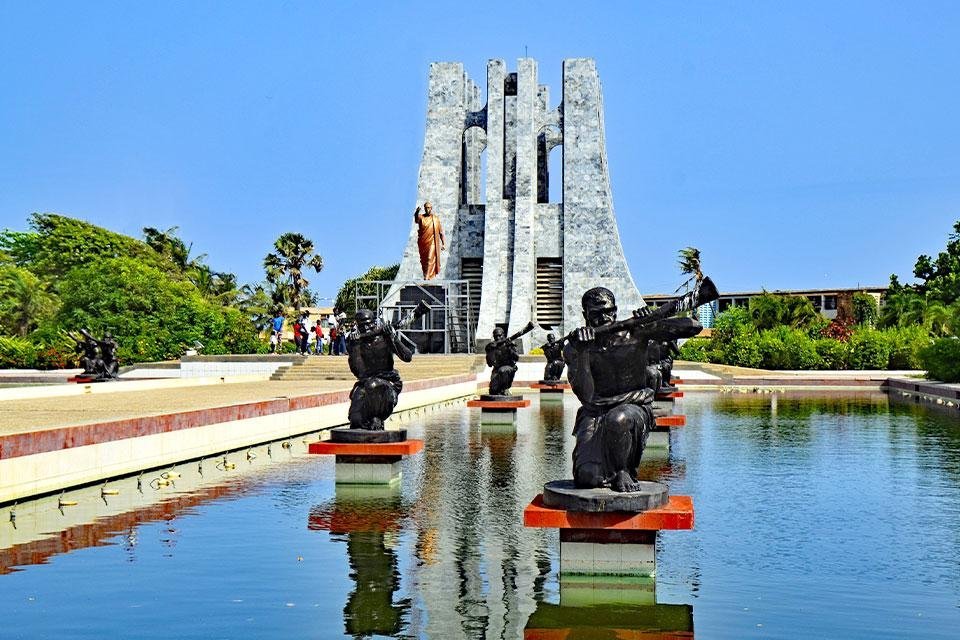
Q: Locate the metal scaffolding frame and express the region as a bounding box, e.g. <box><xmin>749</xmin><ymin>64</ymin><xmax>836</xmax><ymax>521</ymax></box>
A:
<box><xmin>355</xmin><ymin>279</ymin><xmax>475</xmax><ymax>354</ymax></box>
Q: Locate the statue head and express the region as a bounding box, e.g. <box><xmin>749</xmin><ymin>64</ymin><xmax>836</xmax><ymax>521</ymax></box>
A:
<box><xmin>355</xmin><ymin>308</ymin><xmax>376</xmax><ymax>333</ymax></box>
<box><xmin>423</xmin><ymin>201</ymin><xmax>433</xmax><ymax>215</ymax></box>
<box><xmin>546</xmin><ymin>333</ymin><xmax>556</xmax><ymax>343</ymax></box>
<box><xmin>582</xmin><ymin>287</ymin><xmax>618</xmax><ymax>328</ymax></box>
<box><xmin>493</xmin><ymin>327</ymin><xmax>505</xmax><ymax>341</ymax></box>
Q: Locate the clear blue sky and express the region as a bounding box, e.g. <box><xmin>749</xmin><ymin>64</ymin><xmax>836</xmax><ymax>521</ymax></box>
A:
<box><xmin>2</xmin><ymin>1</ymin><xmax>958</xmax><ymax>301</ymax></box>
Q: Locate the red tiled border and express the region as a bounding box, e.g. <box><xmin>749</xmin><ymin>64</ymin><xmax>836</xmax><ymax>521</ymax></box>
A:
<box><xmin>0</xmin><ymin>374</ymin><xmax>475</xmax><ymax>461</ymax></box>
<box><xmin>530</xmin><ymin>383</ymin><xmax>571</xmax><ymax>391</ymax></box>
<box><xmin>523</xmin><ymin>494</ymin><xmax>694</xmax><ymax>530</ymax></box>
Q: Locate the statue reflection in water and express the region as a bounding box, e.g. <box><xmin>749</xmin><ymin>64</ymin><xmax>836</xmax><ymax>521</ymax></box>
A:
<box><xmin>308</xmin><ymin>487</ymin><xmax>410</xmax><ymax>638</ymax></box>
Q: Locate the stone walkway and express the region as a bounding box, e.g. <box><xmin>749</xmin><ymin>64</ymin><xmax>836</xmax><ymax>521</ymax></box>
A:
<box><xmin>0</xmin><ymin>379</ymin><xmax>354</xmax><ymax>435</ymax></box>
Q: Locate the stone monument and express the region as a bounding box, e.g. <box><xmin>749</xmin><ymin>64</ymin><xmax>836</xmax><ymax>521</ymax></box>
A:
<box><xmin>390</xmin><ymin>58</ymin><xmax>645</xmax><ymax>352</ymax></box>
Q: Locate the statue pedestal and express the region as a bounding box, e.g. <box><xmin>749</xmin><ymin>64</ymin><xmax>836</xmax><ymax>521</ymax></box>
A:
<box><xmin>308</xmin><ymin>428</ymin><xmax>424</xmax><ymax>485</ymax></box>
<box><xmin>523</xmin><ymin>481</ymin><xmax>694</xmax><ymax>578</ymax></box>
<box><xmin>655</xmin><ymin>390</ymin><xmax>683</xmax><ymax>401</ymax></box>
<box><xmin>531</xmin><ymin>382</ymin><xmax>570</xmax><ymax>402</ymax></box>
<box><xmin>467</xmin><ymin>397</ymin><xmax>531</xmax><ymax>425</ymax></box>
<box><xmin>648</xmin><ymin>414</ymin><xmax>686</xmax><ymax>451</ymax></box>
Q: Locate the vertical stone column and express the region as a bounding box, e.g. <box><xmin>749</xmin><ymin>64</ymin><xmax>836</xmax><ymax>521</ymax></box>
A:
<box><xmin>476</xmin><ymin>59</ymin><xmax>507</xmax><ymax>344</ymax></box>
<box><xmin>393</xmin><ymin>62</ymin><xmax>467</xmax><ymax>284</ymax></box>
<box><xmin>561</xmin><ymin>58</ymin><xmax>644</xmax><ymax>332</ymax></box>
<box><xmin>506</xmin><ymin>58</ymin><xmax>539</xmax><ymax>350</ymax></box>
<box><xmin>536</xmin><ymin>84</ymin><xmax>550</xmax><ymax>203</ymax></box>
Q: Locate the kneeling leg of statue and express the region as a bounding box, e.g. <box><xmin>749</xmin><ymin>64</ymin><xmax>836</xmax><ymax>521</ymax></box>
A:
<box><xmin>645</xmin><ymin>364</ymin><xmax>663</xmax><ymax>393</ymax></box>
<box><xmin>348</xmin><ymin>376</ymin><xmax>399</xmax><ymax>430</ymax></box>
<box><xmin>573</xmin><ymin>402</ymin><xmax>653</xmax><ymax>492</ymax></box>
<box><xmin>545</xmin><ymin>360</ymin><xmax>565</xmax><ymax>381</ymax></box>
<box><xmin>489</xmin><ymin>364</ymin><xmax>518</xmax><ymax>396</ymax></box>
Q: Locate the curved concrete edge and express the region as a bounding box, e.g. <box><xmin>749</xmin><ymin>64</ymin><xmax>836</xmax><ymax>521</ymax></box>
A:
<box><xmin>0</xmin><ymin>374</ymin><xmax>271</xmax><ymax>402</ymax></box>
<box><xmin>0</xmin><ymin>376</ymin><xmax>476</xmax><ymax>504</ymax></box>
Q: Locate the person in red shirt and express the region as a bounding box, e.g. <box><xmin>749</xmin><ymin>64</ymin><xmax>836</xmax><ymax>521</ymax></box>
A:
<box><xmin>313</xmin><ymin>320</ymin><xmax>325</xmax><ymax>355</ymax></box>
<box><xmin>329</xmin><ymin>324</ymin><xmax>339</xmax><ymax>356</ymax></box>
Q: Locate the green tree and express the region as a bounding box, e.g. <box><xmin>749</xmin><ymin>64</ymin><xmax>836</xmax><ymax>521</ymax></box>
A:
<box><xmin>263</xmin><ymin>233</ymin><xmax>324</xmax><ymax>313</ymax></box>
<box><xmin>0</xmin><ymin>213</ymin><xmax>170</xmax><ymax>282</ymax></box>
<box><xmin>335</xmin><ymin>264</ymin><xmax>400</xmax><ymax>314</ymax></box>
<box><xmin>55</xmin><ymin>257</ymin><xmax>258</xmax><ymax>362</ymax></box>
<box><xmin>0</xmin><ymin>265</ymin><xmax>60</xmax><ymax>336</ymax></box>
<box><xmin>852</xmin><ymin>292</ymin><xmax>879</xmax><ymax>327</ymax></box>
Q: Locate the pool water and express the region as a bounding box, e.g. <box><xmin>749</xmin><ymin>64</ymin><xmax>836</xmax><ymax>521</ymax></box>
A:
<box><xmin>1</xmin><ymin>392</ymin><xmax>958</xmax><ymax>639</ymax></box>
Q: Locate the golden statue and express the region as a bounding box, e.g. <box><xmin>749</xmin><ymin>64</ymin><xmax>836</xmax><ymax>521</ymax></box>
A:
<box><xmin>413</xmin><ymin>202</ymin><xmax>446</xmax><ymax>280</ymax></box>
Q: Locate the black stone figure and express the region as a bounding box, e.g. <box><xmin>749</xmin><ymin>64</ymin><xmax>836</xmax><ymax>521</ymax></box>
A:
<box><xmin>658</xmin><ymin>340</ymin><xmax>680</xmax><ymax>391</ymax></box>
<box><xmin>69</xmin><ymin>328</ymin><xmax>119</xmax><ymax>381</ymax></box>
<box><xmin>484</xmin><ymin>322</ymin><xmax>534</xmax><ymax>397</ymax></box>
<box><xmin>540</xmin><ymin>333</ymin><xmax>565</xmax><ymax>383</ymax></box>
<box><xmin>563</xmin><ymin>278</ymin><xmax>718</xmax><ymax>492</ymax></box>
<box><xmin>346</xmin><ymin>309</ymin><xmax>414</xmax><ymax>430</ymax></box>
<box><xmin>96</xmin><ymin>331</ymin><xmax>120</xmax><ymax>379</ymax></box>
<box><xmin>644</xmin><ymin>340</ymin><xmax>664</xmax><ymax>393</ymax></box>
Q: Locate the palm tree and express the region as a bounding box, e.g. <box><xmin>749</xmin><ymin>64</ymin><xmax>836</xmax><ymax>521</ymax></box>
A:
<box><xmin>676</xmin><ymin>246</ymin><xmax>703</xmax><ymax>293</ymax></box>
<box><xmin>263</xmin><ymin>233</ymin><xmax>323</xmax><ymax>313</ymax></box>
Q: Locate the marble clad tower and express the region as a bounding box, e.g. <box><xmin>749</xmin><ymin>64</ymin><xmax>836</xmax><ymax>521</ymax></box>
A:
<box><xmin>393</xmin><ymin>58</ymin><xmax>644</xmax><ymax>351</ymax></box>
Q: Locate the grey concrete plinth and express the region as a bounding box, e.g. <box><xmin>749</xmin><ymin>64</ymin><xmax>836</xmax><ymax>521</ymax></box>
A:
<box><xmin>559</xmin><ymin>529</ymin><xmax>657</xmax><ymax>577</ymax></box>
<box><xmin>329</xmin><ymin>427</ymin><xmax>408</xmax><ymax>443</ymax></box>
<box><xmin>539</xmin><ymin>392</ymin><xmax>564</xmax><ymax>403</ymax></box>
<box><xmin>645</xmin><ymin>430</ymin><xmax>670</xmax><ymax>449</ymax></box>
<box><xmin>543</xmin><ymin>479</ymin><xmax>668</xmax><ymax>512</ymax></box>
<box><xmin>334</xmin><ymin>482</ymin><xmax>401</xmax><ymax>501</ymax></box>
<box><xmin>560</xmin><ymin>573</ymin><xmax>658</xmax><ymax>601</ymax></box>
<box><xmin>481</xmin><ymin>408</ymin><xmax>517</xmax><ymax>426</ymax></box>
<box><xmin>334</xmin><ymin>455</ymin><xmax>402</xmax><ymax>484</ymax></box>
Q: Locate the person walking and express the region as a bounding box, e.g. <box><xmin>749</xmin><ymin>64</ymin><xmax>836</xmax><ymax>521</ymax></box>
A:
<box><xmin>329</xmin><ymin>324</ymin><xmax>339</xmax><ymax>356</ymax></box>
<box><xmin>313</xmin><ymin>320</ymin><xmax>325</xmax><ymax>355</ymax></box>
<box><xmin>270</xmin><ymin>312</ymin><xmax>285</xmax><ymax>354</ymax></box>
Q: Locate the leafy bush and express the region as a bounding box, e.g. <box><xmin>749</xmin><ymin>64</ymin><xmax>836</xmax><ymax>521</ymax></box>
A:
<box><xmin>0</xmin><ymin>336</ymin><xmax>38</xmax><ymax>368</ymax></box>
<box><xmin>885</xmin><ymin>326</ymin><xmax>931</xmax><ymax>370</ymax></box>
<box><xmin>678</xmin><ymin>338</ymin><xmax>712</xmax><ymax>362</ymax></box>
<box><xmin>920</xmin><ymin>338</ymin><xmax>960</xmax><ymax>382</ymax></box>
<box><xmin>757</xmin><ymin>327</ymin><xmax>822</xmax><ymax>370</ymax></box>
<box><xmin>848</xmin><ymin>328</ymin><xmax>893</xmax><ymax>369</ymax></box>
<box><xmin>815</xmin><ymin>339</ymin><xmax>849</xmax><ymax>370</ymax></box>
<box><xmin>711</xmin><ymin>307</ymin><xmax>762</xmax><ymax>367</ymax></box>
<box><xmin>822</xmin><ymin>318</ymin><xmax>854</xmax><ymax>342</ymax></box>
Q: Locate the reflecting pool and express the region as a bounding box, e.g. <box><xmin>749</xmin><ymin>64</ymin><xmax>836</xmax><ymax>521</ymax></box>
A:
<box><xmin>1</xmin><ymin>392</ymin><xmax>959</xmax><ymax>639</ymax></box>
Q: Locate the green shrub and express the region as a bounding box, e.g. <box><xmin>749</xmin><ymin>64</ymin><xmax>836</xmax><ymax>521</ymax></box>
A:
<box><xmin>885</xmin><ymin>326</ymin><xmax>930</xmax><ymax>370</ymax></box>
<box><xmin>758</xmin><ymin>327</ymin><xmax>822</xmax><ymax>370</ymax></box>
<box><xmin>0</xmin><ymin>336</ymin><xmax>38</xmax><ymax>368</ymax></box>
<box><xmin>678</xmin><ymin>337</ymin><xmax>712</xmax><ymax>362</ymax></box>
<box><xmin>920</xmin><ymin>338</ymin><xmax>960</xmax><ymax>382</ymax></box>
<box><xmin>815</xmin><ymin>339</ymin><xmax>849</xmax><ymax>370</ymax></box>
<box><xmin>848</xmin><ymin>328</ymin><xmax>893</xmax><ymax>369</ymax></box>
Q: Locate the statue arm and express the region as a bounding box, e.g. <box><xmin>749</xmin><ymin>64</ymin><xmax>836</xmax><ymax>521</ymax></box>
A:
<box><xmin>438</xmin><ymin>218</ymin><xmax>447</xmax><ymax>250</ymax></box>
<box><xmin>484</xmin><ymin>342</ymin><xmax>497</xmax><ymax>368</ymax></box>
<box><xmin>563</xmin><ymin>342</ymin><xmax>595</xmax><ymax>405</ymax></box>
<box><xmin>387</xmin><ymin>325</ymin><xmax>414</xmax><ymax>363</ymax></box>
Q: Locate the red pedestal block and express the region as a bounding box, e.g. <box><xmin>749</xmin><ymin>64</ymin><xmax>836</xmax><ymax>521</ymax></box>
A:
<box><xmin>523</xmin><ymin>494</ymin><xmax>694</xmax><ymax>531</ymax></box>
<box><xmin>670</xmin><ymin>378</ymin><xmax>685</xmax><ymax>385</ymax></box>
<box><xmin>467</xmin><ymin>398</ymin><xmax>532</xmax><ymax>409</ymax></box>
<box><xmin>531</xmin><ymin>383</ymin><xmax>571</xmax><ymax>393</ymax></box>
<box><xmin>308</xmin><ymin>439</ymin><xmax>424</xmax><ymax>457</ymax></box>
<box><xmin>654</xmin><ymin>415</ymin><xmax>686</xmax><ymax>429</ymax></box>
<box><xmin>655</xmin><ymin>391</ymin><xmax>684</xmax><ymax>401</ymax></box>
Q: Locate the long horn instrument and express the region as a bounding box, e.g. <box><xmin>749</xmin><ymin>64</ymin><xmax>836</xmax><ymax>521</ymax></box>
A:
<box><xmin>507</xmin><ymin>321</ymin><xmax>537</xmax><ymax>343</ymax></box>
<box><xmin>562</xmin><ymin>276</ymin><xmax>720</xmax><ymax>343</ymax></box>
<box><xmin>353</xmin><ymin>300</ymin><xmax>431</xmax><ymax>341</ymax></box>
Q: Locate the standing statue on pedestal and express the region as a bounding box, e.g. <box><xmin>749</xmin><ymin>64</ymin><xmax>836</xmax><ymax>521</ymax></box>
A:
<box><xmin>484</xmin><ymin>322</ymin><xmax>535</xmax><ymax>398</ymax></box>
<box><xmin>540</xmin><ymin>333</ymin><xmax>565</xmax><ymax>384</ymax></box>
<box><xmin>345</xmin><ymin>302</ymin><xmax>429</xmax><ymax>430</ymax></box>
<box><xmin>413</xmin><ymin>201</ymin><xmax>446</xmax><ymax>280</ymax></box>
<box><xmin>563</xmin><ymin>278</ymin><xmax>718</xmax><ymax>492</ymax></box>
